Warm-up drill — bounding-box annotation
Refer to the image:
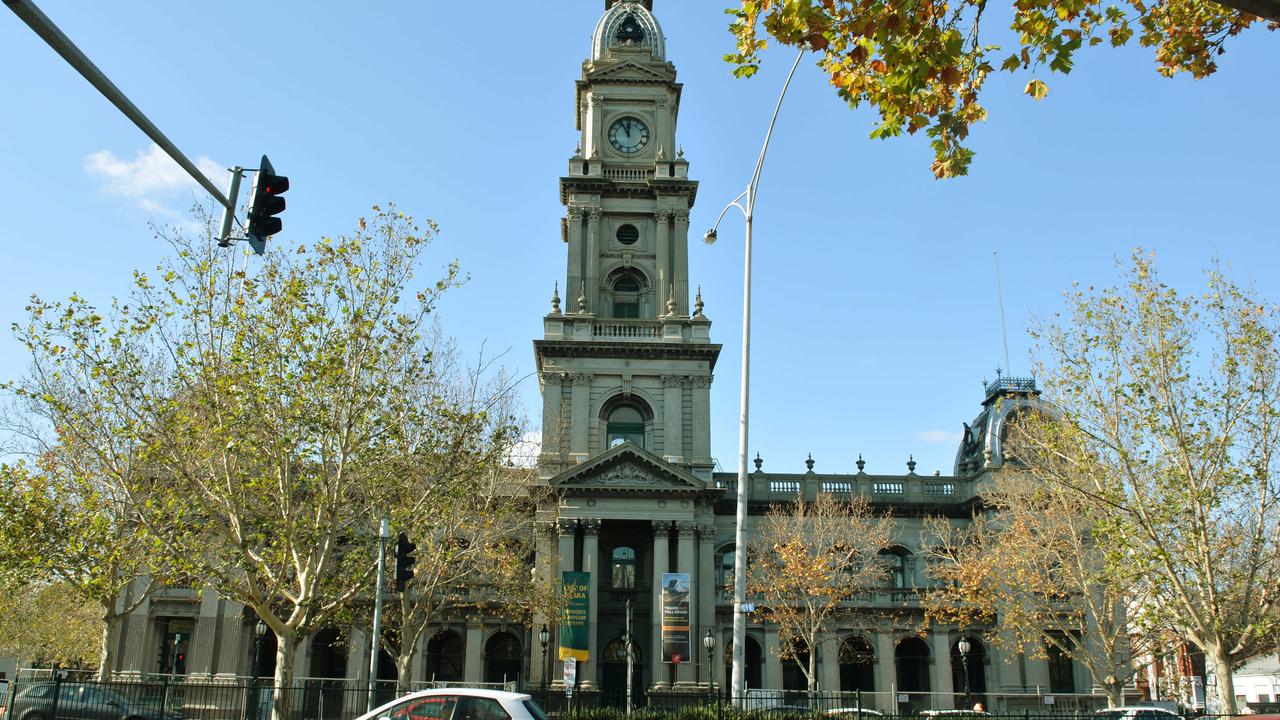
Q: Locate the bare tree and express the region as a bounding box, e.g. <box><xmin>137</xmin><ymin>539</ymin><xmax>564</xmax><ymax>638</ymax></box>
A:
<box><xmin>746</xmin><ymin>493</ymin><xmax>896</xmax><ymax>692</ymax></box>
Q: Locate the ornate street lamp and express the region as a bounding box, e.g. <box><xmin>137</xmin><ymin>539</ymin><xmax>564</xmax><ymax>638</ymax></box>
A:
<box><xmin>957</xmin><ymin>637</ymin><xmax>972</xmax><ymax>709</ymax></box>
<box><xmin>539</xmin><ymin>624</ymin><xmax>550</xmax><ymax>698</ymax></box>
<box><xmin>254</xmin><ymin>620</ymin><xmax>268</xmax><ymax>680</ymax></box>
<box><xmin>704</xmin><ymin>630</ymin><xmax>717</xmax><ymax>704</ymax></box>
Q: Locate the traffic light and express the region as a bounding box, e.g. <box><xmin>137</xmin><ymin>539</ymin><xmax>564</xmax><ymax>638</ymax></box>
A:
<box><xmin>394</xmin><ymin>532</ymin><xmax>417</xmax><ymax>592</ymax></box>
<box><xmin>245</xmin><ymin>154</ymin><xmax>288</xmax><ymax>255</ymax></box>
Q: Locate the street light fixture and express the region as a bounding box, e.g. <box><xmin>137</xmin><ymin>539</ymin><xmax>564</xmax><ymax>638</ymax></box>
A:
<box><xmin>703</xmin><ymin>630</ymin><xmax>717</xmax><ymax>689</ymax></box>
<box><xmin>704</xmin><ymin>47</ymin><xmax>806</xmax><ymax>708</ymax></box>
<box><xmin>957</xmin><ymin>637</ymin><xmax>972</xmax><ymax>709</ymax></box>
<box><xmin>539</xmin><ymin>624</ymin><xmax>550</xmax><ymax>698</ymax></box>
<box><xmin>254</xmin><ymin>620</ymin><xmax>268</xmax><ymax>679</ymax></box>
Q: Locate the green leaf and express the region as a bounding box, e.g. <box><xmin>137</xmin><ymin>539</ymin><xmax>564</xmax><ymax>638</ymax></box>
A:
<box><xmin>1025</xmin><ymin>78</ymin><xmax>1050</xmax><ymax>101</ymax></box>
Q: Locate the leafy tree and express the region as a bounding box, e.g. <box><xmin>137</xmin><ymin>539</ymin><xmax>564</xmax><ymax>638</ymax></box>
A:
<box><xmin>746</xmin><ymin>493</ymin><xmax>896</xmax><ymax>692</ymax></box>
<box><xmin>8</xmin><ymin>205</ymin><xmax>460</xmax><ymax>718</ymax></box>
<box><xmin>923</xmin><ymin>469</ymin><xmax>1148</xmax><ymax>707</ymax></box>
<box><xmin>1012</xmin><ymin>252</ymin><xmax>1280</xmax><ymax>713</ymax></box>
<box><xmin>0</xmin><ymin>579</ymin><xmax>102</xmax><ymax>670</ymax></box>
<box><xmin>0</xmin><ymin>457</ymin><xmax>156</xmax><ymax>680</ymax></box>
<box><xmin>727</xmin><ymin>0</ymin><xmax>1276</xmax><ymax>178</ymax></box>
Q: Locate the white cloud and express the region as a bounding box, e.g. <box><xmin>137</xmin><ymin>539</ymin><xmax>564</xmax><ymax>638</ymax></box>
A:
<box><xmin>916</xmin><ymin>429</ymin><xmax>961</xmax><ymax>444</ymax></box>
<box><xmin>85</xmin><ymin>144</ymin><xmax>223</xmax><ymax>217</ymax></box>
<box><xmin>506</xmin><ymin>430</ymin><xmax>542</xmax><ymax>468</ymax></box>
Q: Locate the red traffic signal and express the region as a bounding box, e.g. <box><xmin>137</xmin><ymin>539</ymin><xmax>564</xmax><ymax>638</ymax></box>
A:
<box><xmin>246</xmin><ymin>154</ymin><xmax>288</xmax><ymax>254</ymax></box>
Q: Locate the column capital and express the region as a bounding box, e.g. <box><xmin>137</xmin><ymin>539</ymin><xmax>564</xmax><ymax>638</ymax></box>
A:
<box><xmin>586</xmin><ymin>208</ymin><xmax>603</xmax><ymax>221</ymax></box>
<box><xmin>661</xmin><ymin>374</ymin><xmax>685</xmax><ymax>388</ymax></box>
<box><xmin>542</xmin><ymin>371</ymin><xmax>564</xmax><ymax>385</ymax></box>
<box><xmin>582</xmin><ymin>518</ymin><xmax>601</xmax><ymax>536</ymax></box>
<box><xmin>651</xmin><ymin>520</ymin><xmax>671</xmax><ymax>538</ymax></box>
<box><xmin>698</xmin><ymin>524</ymin><xmax>718</xmax><ymax>541</ymax></box>
<box><xmin>672</xmin><ymin>210</ymin><xmax>690</xmax><ymax>224</ymax></box>
<box><xmin>655</xmin><ymin>209</ymin><xmax>674</xmax><ymax>222</ymax></box>
<box><xmin>688</xmin><ymin>375</ymin><xmax>713</xmax><ymax>389</ymax></box>
<box><xmin>676</xmin><ymin>521</ymin><xmax>698</xmax><ymax>538</ymax></box>
<box><xmin>571</xmin><ymin>372</ymin><xmax>594</xmax><ymax>386</ymax></box>
<box><xmin>557</xmin><ymin>518</ymin><xmax>578</xmax><ymax>537</ymax></box>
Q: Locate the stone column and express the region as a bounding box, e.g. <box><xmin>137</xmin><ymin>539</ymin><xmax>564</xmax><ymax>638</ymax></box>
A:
<box><xmin>465</xmin><ymin>624</ymin><xmax>484</xmax><ymax>682</ymax></box>
<box><xmin>189</xmin><ymin>590</ymin><xmax>221</xmax><ymax>674</ymax></box>
<box><xmin>764</xmin><ymin>626</ymin><xmax>782</xmax><ymax>690</ymax></box>
<box><xmin>541</xmin><ymin>372</ymin><xmax>564</xmax><ymax>469</ymax></box>
<box><xmin>690</xmin><ymin>376</ymin><xmax>713</xmax><ymax>463</ymax></box>
<box><xmin>672</xmin><ymin>210</ymin><xmax>690</xmax><ymax>315</ymax></box>
<box><xmin>819</xmin><ymin>633</ymin><xmax>840</xmax><ymax>693</ymax></box>
<box><xmin>567</xmin><ymin>208</ymin><xmax>583</xmax><ymax>300</ymax></box>
<box><xmin>651</xmin><ymin>521</ymin><xmax>670</xmax><ymax>690</ymax></box>
<box><xmin>570</xmin><ymin>373</ymin><xmax>592</xmax><ymax>460</ymax></box>
<box><xmin>581</xmin><ymin>519</ymin><xmax>601</xmax><ymax>690</ymax></box>
<box><xmin>661</xmin><ymin>375</ymin><xmax>684</xmax><ymax>459</ymax></box>
<box><xmin>697</xmin><ymin>524</ymin><xmax>717</xmax><ymax>688</ymax></box>
<box><xmin>655</xmin><ymin>210</ymin><xmax>671</xmax><ymax>313</ymax></box>
<box><xmin>586</xmin><ymin>209</ymin><xmax>602</xmax><ymax>311</ymax></box>
<box><xmin>877</xmin><ymin>632</ymin><xmax>897</xmax><ymax>712</ymax></box>
<box><xmin>532</xmin><ymin>522</ymin><xmax>556</xmax><ymax>687</ymax></box>
<box><xmin>675</xmin><ymin>522</ymin><xmax>698</xmax><ymax>687</ymax></box>
<box><xmin>931</xmin><ymin>632</ymin><xmax>955</xmax><ymax>709</ymax></box>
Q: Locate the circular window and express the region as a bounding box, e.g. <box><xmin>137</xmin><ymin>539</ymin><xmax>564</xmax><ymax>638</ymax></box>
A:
<box><xmin>616</xmin><ymin>224</ymin><xmax>639</xmax><ymax>245</ymax></box>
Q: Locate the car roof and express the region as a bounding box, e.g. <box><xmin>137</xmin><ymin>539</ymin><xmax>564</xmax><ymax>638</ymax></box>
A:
<box><xmin>386</xmin><ymin>689</ymin><xmax>529</xmax><ymax>701</ymax></box>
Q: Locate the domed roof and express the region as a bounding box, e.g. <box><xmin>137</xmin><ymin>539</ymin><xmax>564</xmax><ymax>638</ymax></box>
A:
<box><xmin>592</xmin><ymin>0</ymin><xmax>665</xmax><ymax>62</ymax></box>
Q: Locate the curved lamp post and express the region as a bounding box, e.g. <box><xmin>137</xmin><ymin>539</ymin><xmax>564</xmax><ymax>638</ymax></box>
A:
<box><xmin>703</xmin><ymin>48</ymin><xmax>805</xmax><ymax>707</ymax></box>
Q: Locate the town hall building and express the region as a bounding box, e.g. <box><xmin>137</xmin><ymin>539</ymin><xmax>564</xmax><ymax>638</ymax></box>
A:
<box><xmin>85</xmin><ymin>1</ymin><xmax>1100</xmax><ymax>713</ymax></box>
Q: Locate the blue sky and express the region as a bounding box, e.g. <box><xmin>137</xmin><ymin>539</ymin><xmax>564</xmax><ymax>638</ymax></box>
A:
<box><xmin>2</xmin><ymin>1</ymin><xmax>1276</xmax><ymax>479</ymax></box>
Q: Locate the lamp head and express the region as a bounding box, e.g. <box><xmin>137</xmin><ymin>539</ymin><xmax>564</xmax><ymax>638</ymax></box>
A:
<box><xmin>703</xmin><ymin>628</ymin><xmax>716</xmax><ymax>650</ymax></box>
<box><xmin>957</xmin><ymin>637</ymin><xmax>971</xmax><ymax>655</ymax></box>
<box><xmin>703</xmin><ymin>228</ymin><xmax>717</xmax><ymax>244</ymax></box>
<box><xmin>256</xmin><ymin>620</ymin><xmax>268</xmax><ymax>638</ymax></box>
<box><xmin>539</xmin><ymin>624</ymin><xmax>550</xmax><ymax>645</ymax></box>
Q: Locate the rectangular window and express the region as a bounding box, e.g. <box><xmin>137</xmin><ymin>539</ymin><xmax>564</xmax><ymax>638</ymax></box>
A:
<box><xmin>613</xmin><ymin>302</ymin><xmax>639</xmax><ymax>318</ymax></box>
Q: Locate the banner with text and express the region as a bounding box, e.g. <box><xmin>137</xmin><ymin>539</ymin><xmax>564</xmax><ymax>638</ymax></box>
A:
<box><xmin>661</xmin><ymin>572</ymin><xmax>691</xmax><ymax>663</ymax></box>
<box><xmin>559</xmin><ymin>571</ymin><xmax>590</xmax><ymax>661</ymax></box>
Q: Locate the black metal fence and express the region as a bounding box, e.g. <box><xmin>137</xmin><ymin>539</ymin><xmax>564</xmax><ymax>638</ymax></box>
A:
<box><xmin>1</xmin><ymin>676</ymin><xmax>1230</xmax><ymax>720</ymax></box>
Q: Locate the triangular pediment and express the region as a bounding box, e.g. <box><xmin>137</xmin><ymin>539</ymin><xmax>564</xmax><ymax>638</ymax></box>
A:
<box><xmin>586</xmin><ymin>61</ymin><xmax>675</xmax><ymax>83</ymax></box>
<box><xmin>550</xmin><ymin>442</ymin><xmax>706</xmax><ymax>493</ymax></box>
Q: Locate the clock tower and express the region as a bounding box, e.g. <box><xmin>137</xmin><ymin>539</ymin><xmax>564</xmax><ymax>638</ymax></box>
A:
<box><xmin>535</xmin><ymin>0</ymin><xmax>719</xmax><ymax>479</ymax></box>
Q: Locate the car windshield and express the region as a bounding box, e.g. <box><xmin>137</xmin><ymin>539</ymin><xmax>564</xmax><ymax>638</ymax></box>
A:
<box><xmin>1095</xmin><ymin>711</ymin><xmax>1125</xmax><ymax>719</ymax></box>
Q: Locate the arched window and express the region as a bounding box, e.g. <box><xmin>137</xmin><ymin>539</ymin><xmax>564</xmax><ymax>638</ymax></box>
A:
<box><xmin>612</xmin><ymin>546</ymin><xmax>636</xmax><ymax>589</ymax></box>
<box><xmin>483</xmin><ymin>632</ymin><xmax>522</xmax><ymax>685</ymax></box>
<box><xmin>609</xmin><ymin>271</ymin><xmax>645</xmax><ymax>318</ymax></box>
<box><xmin>839</xmin><ymin>636</ymin><xmax>875</xmax><ymax>693</ymax></box>
<box><xmin>425</xmin><ymin>630</ymin><xmax>464</xmax><ymax>682</ymax></box>
<box><xmin>606</xmin><ymin>404</ymin><xmax>646</xmax><ymax>448</ymax></box>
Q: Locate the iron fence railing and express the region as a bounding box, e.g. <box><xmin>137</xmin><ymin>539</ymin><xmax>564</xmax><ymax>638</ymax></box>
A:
<box><xmin>1</xmin><ymin>675</ymin><xmax>1229</xmax><ymax>720</ymax></box>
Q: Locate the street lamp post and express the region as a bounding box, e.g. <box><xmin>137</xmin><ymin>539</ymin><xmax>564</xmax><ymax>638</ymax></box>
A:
<box><xmin>703</xmin><ymin>629</ymin><xmax>717</xmax><ymax>705</ymax></box>
<box><xmin>703</xmin><ymin>48</ymin><xmax>806</xmax><ymax>708</ymax></box>
<box><xmin>539</xmin><ymin>624</ymin><xmax>550</xmax><ymax>701</ymax></box>
<box><xmin>957</xmin><ymin>637</ymin><xmax>972</xmax><ymax>710</ymax></box>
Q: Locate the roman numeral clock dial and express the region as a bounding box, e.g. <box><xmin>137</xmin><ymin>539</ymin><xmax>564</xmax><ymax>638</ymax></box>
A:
<box><xmin>608</xmin><ymin>117</ymin><xmax>650</xmax><ymax>154</ymax></box>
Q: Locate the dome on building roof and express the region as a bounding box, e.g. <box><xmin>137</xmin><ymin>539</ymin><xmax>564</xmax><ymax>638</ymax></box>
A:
<box><xmin>592</xmin><ymin>0</ymin><xmax>665</xmax><ymax>62</ymax></box>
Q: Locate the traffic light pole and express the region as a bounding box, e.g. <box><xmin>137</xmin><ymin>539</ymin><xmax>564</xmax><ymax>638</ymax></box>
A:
<box><xmin>367</xmin><ymin>517</ymin><xmax>390</xmax><ymax>713</ymax></box>
<box><xmin>5</xmin><ymin>0</ymin><xmax>230</xmax><ymax>210</ymax></box>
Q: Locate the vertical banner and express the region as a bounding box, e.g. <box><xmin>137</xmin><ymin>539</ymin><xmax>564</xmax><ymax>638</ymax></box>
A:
<box><xmin>661</xmin><ymin>572</ymin><xmax>691</xmax><ymax>663</ymax></box>
<box><xmin>559</xmin><ymin>571</ymin><xmax>590</xmax><ymax>661</ymax></box>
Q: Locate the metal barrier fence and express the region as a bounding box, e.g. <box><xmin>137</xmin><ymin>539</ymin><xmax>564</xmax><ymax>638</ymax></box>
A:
<box><xmin>1</xmin><ymin>677</ymin><xmax>1222</xmax><ymax>720</ymax></box>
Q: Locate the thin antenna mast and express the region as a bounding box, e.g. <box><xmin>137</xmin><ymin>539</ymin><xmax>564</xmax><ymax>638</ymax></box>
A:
<box><xmin>993</xmin><ymin>252</ymin><xmax>1011</xmax><ymax>374</ymax></box>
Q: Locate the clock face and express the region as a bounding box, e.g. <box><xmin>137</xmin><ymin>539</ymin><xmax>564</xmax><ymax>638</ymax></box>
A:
<box><xmin>608</xmin><ymin>117</ymin><xmax>650</xmax><ymax>154</ymax></box>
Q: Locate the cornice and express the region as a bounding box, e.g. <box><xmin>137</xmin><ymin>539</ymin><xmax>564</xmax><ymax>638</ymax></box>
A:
<box><xmin>534</xmin><ymin>339</ymin><xmax>722</xmax><ymax>370</ymax></box>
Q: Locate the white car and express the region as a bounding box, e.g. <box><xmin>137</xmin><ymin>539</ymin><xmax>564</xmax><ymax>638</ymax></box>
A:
<box><xmin>827</xmin><ymin>708</ymin><xmax>885</xmax><ymax>719</ymax></box>
<box><xmin>1094</xmin><ymin>707</ymin><xmax>1181</xmax><ymax>720</ymax></box>
<box><xmin>357</xmin><ymin>689</ymin><xmax>550</xmax><ymax>720</ymax></box>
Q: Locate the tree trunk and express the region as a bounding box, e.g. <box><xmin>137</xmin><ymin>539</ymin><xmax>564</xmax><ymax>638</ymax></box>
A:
<box><xmin>396</xmin><ymin>653</ymin><xmax>414</xmax><ymax>694</ymax></box>
<box><xmin>96</xmin><ymin>611</ymin><xmax>118</xmax><ymax>681</ymax></box>
<box><xmin>1208</xmin><ymin>646</ymin><xmax>1236</xmax><ymax>714</ymax></box>
<box><xmin>271</xmin><ymin>630</ymin><xmax>299</xmax><ymax>720</ymax></box>
<box><xmin>1105</xmin><ymin>680</ymin><xmax>1124</xmax><ymax>708</ymax></box>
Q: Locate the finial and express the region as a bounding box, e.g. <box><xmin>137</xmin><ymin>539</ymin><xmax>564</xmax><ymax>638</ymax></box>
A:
<box><xmin>573</xmin><ymin>144</ymin><xmax>582</xmax><ymax>159</ymax></box>
<box><xmin>693</xmin><ymin>286</ymin><xmax>704</xmax><ymax>317</ymax></box>
<box><xmin>907</xmin><ymin>455</ymin><xmax>917</xmax><ymax>474</ymax></box>
<box><xmin>667</xmin><ymin>283</ymin><xmax>677</xmax><ymax>316</ymax></box>
<box><xmin>753</xmin><ymin>452</ymin><xmax>763</xmax><ymax>472</ymax></box>
<box><xmin>996</xmin><ymin>367</ymin><xmax>1003</xmax><ymax>378</ymax></box>
<box><xmin>805</xmin><ymin>453</ymin><xmax>815</xmax><ymax>472</ymax></box>
<box><xmin>577</xmin><ymin>282</ymin><xmax>587</xmax><ymax>313</ymax></box>
<box><xmin>551</xmin><ymin>283</ymin><xmax>562</xmax><ymax>314</ymax></box>
<box><xmin>677</xmin><ymin>145</ymin><xmax>685</xmax><ymax>159</ymax></box>
<box><xmin>657</xmin><ymin>145</ymin><xmax>666</xmax><ymax>160</ymax></box>
<box><xmin>856</xmin><ymin>454</ymin><xmax>866</xmax><ymax>473</ymax></box>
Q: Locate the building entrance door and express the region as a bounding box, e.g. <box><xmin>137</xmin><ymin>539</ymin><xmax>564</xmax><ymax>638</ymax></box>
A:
<box><xmin>600</xmin><ymin>638</ymin><xmax>643</xmax><ymax>708</ymax></box>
